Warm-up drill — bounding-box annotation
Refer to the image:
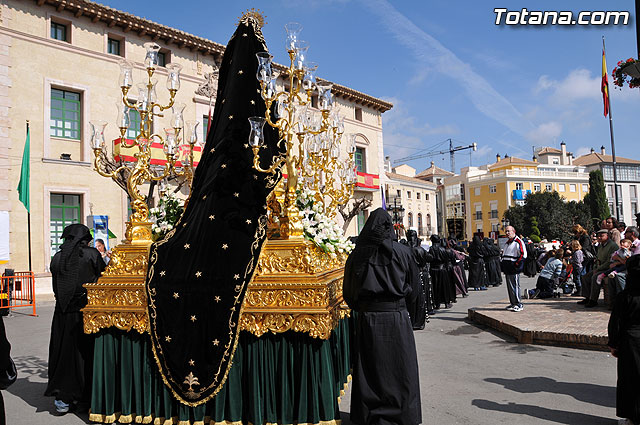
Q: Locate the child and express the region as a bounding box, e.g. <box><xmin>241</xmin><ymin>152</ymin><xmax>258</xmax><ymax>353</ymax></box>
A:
<box><xmin>570</xmin><ymin>240</ymin><xmax>584</xmax><ymax>296</ymax></box>
<box><xmin>597</xmin><ymin>239</ymin><xmax>633</xmax><ymax>284</ymax></box>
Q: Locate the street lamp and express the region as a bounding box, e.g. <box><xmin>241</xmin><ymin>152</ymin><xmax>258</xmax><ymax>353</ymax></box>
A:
<box><xmin>501</xmin><ymin>217</ymin><xmax>510</xmax><ymax>232</ymax></box>
<box><xmin>391</xmin><ymin>197</ymin><xmax>405</xmax><ymax>225</ymax></box>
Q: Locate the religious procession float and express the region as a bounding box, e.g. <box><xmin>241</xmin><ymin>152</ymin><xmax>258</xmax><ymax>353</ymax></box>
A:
<box><xmin>82</xmin><ymin>10</ymin><xmax>357</xmax><ymax>425</ymax></box>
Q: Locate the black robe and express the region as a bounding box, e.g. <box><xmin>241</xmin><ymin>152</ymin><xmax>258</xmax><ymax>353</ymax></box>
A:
<box><xmin>484</xmin><ymin>240</ymin><xmax>502</xmax><ymax>286</ymax></box>
<box><xmin>45</xmin><ymin>224</ymin><xmax>105</xmax><ymax>404</ymax></box>
<box><xmin>608</xmin><ymin>259</ymin><xmax>640</xmax><ymax>423</ymax></box>
<box><xmin>523</xmin><ymin>243</ymin><xmax>538</xmax><ymax>277</ymax></box>
<box><xmin>343</xmin><ymin>208</ymin><xmax>421</xmax><ymax>425</ymax></box>
<box><xmin>427</xmin><ymin>241</ymin><xmax>455</xmax><ymax>307</ymax></box>
<box><xmin>410</xmin><ymin>245</ymin><xmax>429</xmax><ymax>329</ymax></box>
<box><xmin>467</xmin><ymin>237</ymin><xmax>487</xmax><ymax>288</ymax></box>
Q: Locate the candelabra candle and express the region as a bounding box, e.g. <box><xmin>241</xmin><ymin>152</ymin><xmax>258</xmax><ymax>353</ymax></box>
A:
<box><xmin>248</xmin><ymin>23</ymin><xmax>356</xmax><ymax>240</ymax></box>
<box><xmin>90</xmin><ymin>44</ymin><xmax>195</xmax><ymax>243</ymax></box>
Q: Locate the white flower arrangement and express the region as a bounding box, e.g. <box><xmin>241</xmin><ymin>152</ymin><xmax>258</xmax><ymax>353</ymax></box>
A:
<box><xmin>296</xmin><ymin>186</ymin><xmax>354</xmax><ymax>257</ymax></box>
<box><xmin>150</xmin><ymin>191</ymin><xmax>185</xmax><ymax>241</ymax></box>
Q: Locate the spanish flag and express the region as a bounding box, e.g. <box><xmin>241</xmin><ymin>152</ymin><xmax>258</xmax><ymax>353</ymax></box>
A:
<box><xmin>601</xmin><ymin>41</ymin><xmax>610</xmax><ymax>117</ymax></box>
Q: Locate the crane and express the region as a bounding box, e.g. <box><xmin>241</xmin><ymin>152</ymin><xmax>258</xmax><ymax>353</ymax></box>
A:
<box><xmin>393</xmin><ymin>139</ymin><xmax>478</xmax><ymax>173</ymax></box>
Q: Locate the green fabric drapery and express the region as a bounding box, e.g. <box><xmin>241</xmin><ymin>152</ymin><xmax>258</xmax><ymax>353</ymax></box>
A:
<box><xmin>90</xmin><ymin>318</ymin><xmax>352</xmax><ymax>425</ymax></box>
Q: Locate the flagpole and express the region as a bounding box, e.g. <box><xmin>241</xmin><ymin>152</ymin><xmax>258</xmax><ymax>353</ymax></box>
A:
<box><xmin>26</xmin><ymin>120</ymin><xmax>32</xmax><ymax>272</ymax></box>
<box><xmin>603</xmin><ymin>37</ymin><xmax>620</xmax><ymax>221</ymax></box>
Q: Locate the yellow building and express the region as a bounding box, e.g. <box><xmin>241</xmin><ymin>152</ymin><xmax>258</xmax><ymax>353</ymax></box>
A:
<box><xmin>461</xmin><ymin>146</ymin><xmax>589</xmax><ymax>239</ymax></box>
<box><xmin>0</xmin><ymin>0</ymin><xmax>391</xmax><ymax>293</ymax></box>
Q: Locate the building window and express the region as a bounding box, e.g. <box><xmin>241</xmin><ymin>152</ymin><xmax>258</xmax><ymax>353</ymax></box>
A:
<box><xmin>631</xmin><ymin>202</ymin><xmax>638</xmax><ymax>217</ymax></box>
<box><xmin>355</xmin><ymin>107</ymin><xmax>363</xmax><ymax>122</ymax></box>
<box><xmin>355</xmin><ymin>147</ymin><xmax>365</xmax><ymax>172</ymax></box>
<box><xmin>416</xmin><ymin>192</ymin><xmax>421</xmax><ymax>200</ymax></box>
<box><xmin>408</xmin><ymin>212</ymin><xmax>413</xmax><ymax>228</ymax></box>
<box><xmin>50</xmin><ymin>194</ymin><xmax>81</xmax><ymax>256</ymax></box>
<box><xmin>50</xmin><ymin>88</ymin><xmax>81</xmax><ymax>139</ymax></box>
<box><xmin>631</xmin><ymin>185</ymin><xmax>638</xmax><ymax>199</ymax></box>
<box><xmin>607</xmin><ymin>184</ymin><xmax>614</xmax><ymax>198</ymax></box>
<box><xmin>559</xmin><ymin>184</ymin><xmax>565</xmax><ymax>192</ymax></box>
<box><xmin>311</xmin><ymin>95</ymin><xmax>318</xmax><ymax>109</ymax></box>
<box><xmin>357</xmin><ymin>210</ymin><xmax>366</xmax><ymax>233</ymax></box>
<box><xmin>475</xmin><ymin>187</ymin><xmax>481</xmax><ymax>196</ymax></box>
<box><xmin>570</xmin><ymin>184</ymin><xmax>576</xmax><ymax>192</ymax></box>
<box><xmin>417</xmin><ymin>213</ymin><xmax>423</xmax><ymax>232</ymax></box>
<box><xmin>545</xmin><ymin>183</ymin><xmax>552</xmax><ymax>191</ymax></box>
<box><xmin>124</xmin><ymin>108</ymin><xmax>141</xmax><ymax>139</ymax></box>
<box><xmin>552</xmin><ymin>158</ymin><xmax>559</xmax><ymax>164</ymax></box>
<box><xmin>515</xmin><ymin>182</ymin><xmax>524</xmax><ymax>190</ymax></box>
<box><xmin>396</xmin><ymin>189</ymin><xmax>401</xmax><ymax>197</ymax></box>
<box><xmin>425</xmin><ymin>194</ymin><xmax>429</xmax><ymax>200</ymax></box>
<box><xmin>489</xmin><ymin>184</ymin><xmax>496</xmax><ymax>193</ymax></box>
<box><xmin>108</xmin><ymin>38</ymin><xmax>121</xmax><ymax>56</ymax></box>
<box><xmin>534</xmin><ymin>183</ymin><xmax>541</xmax><ymax>192</ymax></box>
<box><xmin>407</xmin><ymin>191</ymin><xmax>411</xmax><ymax>199</ymax></box>
<box><xmin>582</xmin><ymin>184</ymin><xmax>588</xmax><ymax>192</ymax></box>
<box><xmin>203</xmin><ymin>115</ymin><xmax>211</xmax><ymax>141</ymax></box>
<box><xmin>426</xmin><ymin>214</ymin><xmax>431</xmax><ymax>227</ymax></box>
<box><xmin>51</xmin><ymin>21</ymin><xmax>68</xmax><ymax>42</ymax></box>
<box><xmin>158</xmin><ymin>51</ymin><xmax>168</xmax><ymax>67</ymax></box>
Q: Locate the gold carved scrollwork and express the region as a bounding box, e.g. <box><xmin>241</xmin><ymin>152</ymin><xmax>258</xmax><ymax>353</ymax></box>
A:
<box><xmin>84</xmin><ymin>311</ymin><xmax>149</xmax><ymax>334</ymax></box>
<box><xmin>86</xmin><ymin>287</ymin><xmax>146</xmax><ymax>307</ymax></box>
<box><xmin>239</xmin><ymin>312</ymin><xmax>334</xmax><ymax>339</ymax></box>
<box><xmin>102</xmin><ymin>247</ymin><xmax>149</xmax><ymax>277</ymax></box>
<box><xmin>244</xmin><ymin>288</ymin><xmax>328</xmax><ymax>308</ymax></box>
<box><xmin>256</xmin><ymin>244</ymin><xmax>346</xmax><ymax>275</ymax></box>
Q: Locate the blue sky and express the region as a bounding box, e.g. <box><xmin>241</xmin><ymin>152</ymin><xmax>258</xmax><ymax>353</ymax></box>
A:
<box><xmin>101</xmin><ymin>0</ymin><xmax>639</xmax><ymax>173</ymax></box>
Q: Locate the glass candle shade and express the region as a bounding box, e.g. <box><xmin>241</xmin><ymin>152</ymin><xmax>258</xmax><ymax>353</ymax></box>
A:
<box><xmin>163</xmin><ymin>128</ymin><xmax>178</xmax><ymax>156</ymax></box>
<box><xmin>256</xmin><ymin>52</ymin><xmax>274</xmax><ymax>82</ymax></box>
<box><xmin>115</xmin><ymin>102</ymin><xmax>130</xmax><ymax>131</ymax></box>
<box><xmin>185</xmin><ymin>120</ymin><xmax>200</xmax><ymax>146</ymax></box>
<box><xmin>302</xmin><ymin>62</ymin><xmax>318</xmax><ymax>91</ymax></box>
<box><xmin>293</xmin><ymin>40</ymin><xmax>309</xmax><ymax>70</ymax></box>
<box><xmin>284</xmin><ymin>22</ymin><xmax>303</xmax><ymax>51</ymax></box>
<box><xmin>248</xmin><ymin>116</ymin><xmax>266</xmax><ymax>147</ymax></box>
<box><xmin>89</xmin><ymin>121</ymin><xmax>108</xmax><ymax>150</ymax></box>
<box><xmin>166</xmin><ymin>63</ymin><xmax>183</xmax><ymax>91</ymax></box>
<box><xmin>118</xmin><ymin>59</ymin><xmax>134</xmax><ymax>89</ymax></box>
<box><xmin>171</xmin><ymin>103</ymin><xmax>185</xmax><ymax>130</ymax></box>
<box><xmin>144</xmin><ymin>42</ymin><xmax>161</xmax><ymax>70</ymax></box>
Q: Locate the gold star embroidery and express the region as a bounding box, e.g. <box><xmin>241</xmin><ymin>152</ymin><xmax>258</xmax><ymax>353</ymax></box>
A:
<box><xmin>202</xmin><ymin>195</ymin><xmax>207</xmax><ymax>200</ymax></box>
<box><xmin>233</xmin><ymin>274</ymin><xmax>240</xmax><ymax>280</ymax></box>
<box><xmin>246</xmin><ymin>219</ymin><xmax>252</xmax><ymax>225</ymax></box>
<box><xmin>195</xmin><ymin>271</ymin><xmax>202</xmax><ymax>278</ymax></box>
<box><xmin>222</xmin><ymin>244</ymin><xmax>228</xmax><ymax>250</ymax></box>
<box><xmin>209</xmin><ymin>215</ymin><xmax>215</xmax><ymax>220</ymax></box>
<box><xmin>160</xmin><ymin>271</ymin><xmax>166</xmax><ymax>276</ymax></box>
<box><xmin>213</xmin><ymin>339</ymin><xmax>219</xmax><ymax>346</ymax></box>
<box><xmin>190</xmin><ymin>315</ymin><xmax>197</xmax><ymax>322</ymax></box>
<box><xmin>188</xmin><ymin>359</ymin><xmax>195</xmax><ymax>366</ymax></box>
<box><xmin>210</xmin><ymin>147</ymin><xmax>215</xmax><ymax>153</ymax></box>
<box><xmin>242</xmin><ymin>33</ymin><xmax>247</xmax><ymax>37</ymax></box>
<box><xmin>234</xmin><ymin>193</ymin><xmax>239</xmax><ymax>198</ymax></box>
<box><xmin>250</xmin><ymin>100</ymin><xmax>255</xmax><ymax>105</ymax></box>
<box><xmin>244</xmin><ymin>144</ymin><xmax>249</xmax><ymax>148</ymax></box>
<box><xmin>184</xmin><ymin>243</ymin><xmax>190</xmax><ymax>249</ymax></box>
<box><xmin>221</xmin><ymin>164</ymin><xmax>227</xmax><ymax>168</ymax></box>
<box><xmin>230</xmin><ymin>306</ymin><xmax>236</xmax><ymax>312</ymax></box>
<box><xmin>238</xmin><ymin>70</ymin><xmax>243</xmax><ymax>75</ymax></box>
<box><xmin>222</xmin><ymin>99</ymin><xmax>225</xmax><ymax>104</ymax></box>
<box><xmin>253</xmin><ymin>175</ymin><xmax>258</xmax><ymax>180</ymax></box>
<box><xmin>214</xmin><ymin>296</ymin><xmax>221</xmax><ymax>303</ymax></box>
<box><xmin>183</xmin><ymin>222</ymin><xmax>187</xmax><ymax>227</ymax></box>
<box><xmin>173</xmin><ymin>292</ymin><xmax>179</xmax><ymax>299</ymax></box>
<box><xmin>165</xmin><ymin>336</ymin><xmax>172</xmax><ymax>342</ymax></box>
<box><xmin>228</xmin><ymin>115</ymin><xmax>234</xmax><ymax>120</ymax></box>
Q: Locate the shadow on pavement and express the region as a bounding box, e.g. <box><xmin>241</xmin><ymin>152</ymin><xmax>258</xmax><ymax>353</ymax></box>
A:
<box><xmin>6</xmin><ymin>355</ymin><xmax>89</xmax><ymax>422</ymax></box>
<box><xmin>471</xmin><ymin>399</ymin><xmax>615</xmax><ymax>424</ymax></box>
<box><xmin>485</xmin><ymin>377</ymin><xmax>615</xmax><ymax>408</ymax></box>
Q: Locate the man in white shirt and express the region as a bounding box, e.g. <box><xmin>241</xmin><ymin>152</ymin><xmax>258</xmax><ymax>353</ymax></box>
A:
<box><xmin>500</xmin><ymin>226</ymin><xmax>527</xmax><ymax>312</ymax></box>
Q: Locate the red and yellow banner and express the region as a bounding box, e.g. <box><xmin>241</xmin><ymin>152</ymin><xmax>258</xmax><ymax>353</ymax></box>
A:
<box><xmin>356</xmin><ymin>171</ymin><xmax>380</xmax><ymax>189</ymax></box>
<box><xmin>113</xmin><ymin>138</ymin><xmax>202</xmax><ymax>168</ymax></box>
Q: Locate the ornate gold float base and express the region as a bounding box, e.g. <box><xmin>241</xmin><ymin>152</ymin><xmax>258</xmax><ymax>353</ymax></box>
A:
<box><xmin>83</xmin><ymin>237</ymin><xmax>349</xmax><ymax>340</ymax></box>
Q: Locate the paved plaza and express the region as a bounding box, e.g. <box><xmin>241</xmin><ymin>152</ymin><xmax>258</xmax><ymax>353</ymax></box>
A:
<box><xmin>2</xmin><ymin>276</ymin><xmax>619</xmax><ymax>424</ymax></box>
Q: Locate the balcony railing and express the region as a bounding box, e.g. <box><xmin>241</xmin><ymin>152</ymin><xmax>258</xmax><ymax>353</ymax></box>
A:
<box><xmin>489</xmin><ymin>210</ymin><xmax>499</xmax><ymax>219</ymax></box>
<box><xmin>474</xmin><ymin>211</ymin><xmax>483</xmax><ymax>220</ymax></box>
<box><xmin>467</xmin><ymin>169</ymin><xmax>588</xmax><ymax>183</ymax></box>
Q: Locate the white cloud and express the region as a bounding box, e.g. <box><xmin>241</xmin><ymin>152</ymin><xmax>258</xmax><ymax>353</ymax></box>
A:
<box><xmin>574</xmin><ymin>146</ymin><xmax>593</xmax><ymax>157</ymax></box>
<box><xmin>534</xmin><ymin>68</ymin><xmax>600</xmax><ymax>104</ymax></box>
<box><xmin>361</xmin><ymin>0</ymin><xmax>535</xmax><ymax>137</ymax></box>
<box><xmin>525</xmin><ymin>121</ymin><xmax>562</xmax><ymax>145</ymax></box>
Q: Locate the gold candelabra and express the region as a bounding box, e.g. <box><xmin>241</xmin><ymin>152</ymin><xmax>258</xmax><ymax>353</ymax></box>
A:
<box><xmin>249</xmin><ymin>23</ymin><xmax>357</xmax><ymax>239</ymax></box>
<box><xmin>90</xmin><ymin>42</ymin><xmax>202</xmax><ymax>244</ymax></box>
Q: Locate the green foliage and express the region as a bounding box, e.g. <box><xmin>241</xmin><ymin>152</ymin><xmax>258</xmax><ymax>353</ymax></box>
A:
<box><xmin>588</xmin><ymin>170</ymin><xmax>610</xmax><ymax>228</ymax></box>
<box><xmin>150</xmin><ymin>192</ymin><xmax>185</xmax><ymax>241</ymax></box>
<box><xmin>504</xmin><ymin>191</ymin><xmax>593</xmax><ymax>241</ymax></box>
<box><xmin>529</xmin><ymin>216</ymin><xmax>541</xmax><ymax>242</ymax></box>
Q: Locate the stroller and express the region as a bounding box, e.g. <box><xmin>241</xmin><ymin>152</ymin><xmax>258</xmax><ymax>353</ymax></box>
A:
<box><xmin>557</xmin><ymin>263</ymin><xmax>574</xmax><ymax>295</ymax></box>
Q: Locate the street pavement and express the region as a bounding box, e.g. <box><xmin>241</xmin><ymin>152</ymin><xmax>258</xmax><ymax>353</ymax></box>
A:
<box><xmin>3</xmin><ymin>276</ymin><xmax>619</xmax><ymax>424</ymax></box>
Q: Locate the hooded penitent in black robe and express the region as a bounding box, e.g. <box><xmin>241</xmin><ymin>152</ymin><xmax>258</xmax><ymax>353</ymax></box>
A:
<box><xmin>523</xmin><ymin>243</ymin><xmax>538</xmax><ymax>277</ymax></box>
<box><xmin>484</xmin><ymin>238</ymin><xmax>502</xmax><ymax>286</ymax></box>
<box><xmin>343</xmin><ymin>208</ymin><xmax>422</xmax><ymax>425</ymax></box>
<box><xmin>609</xmin><ymin>255</ymin><xmax>640</xmax><ymax>423</ymax></box>
<box><xmin>406</xmin><ymin>230</ymin><xmax>427</xmax><ymax>329</ymax></box>
<box><xmin>144</xmin><ymin>16</ymin><xmax>284</xmax><ymax>406</ymax></box>
<box><xmin>467</xmin><ymin>236</ymin><xmax>487</xmax><ymax>289</ymax></box>
<box><xmin>447</xmin><ymin>240</ymin><xmax>468</xmax><ymax>297</ymax></box>
<box><xmin>45</xmin><ymin>224</ymin><xmax>105</xmax><ymax>404</ymax></box>
<box><xmin>427</xmin><ymin>235</ymin><xmax>455</xmax><ymax>308</ymax></box>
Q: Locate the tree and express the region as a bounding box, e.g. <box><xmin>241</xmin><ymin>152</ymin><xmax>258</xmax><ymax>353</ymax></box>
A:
<box><xmin>338</xmin><ymin>196</ymin><xmax>373</xmax><ymax>232</ymax></box>
<box><xmin>503</xmin><ymin>204</ymin><xmax>526</xmax><ymax>236</ymax></box>
<box><xmin>529</xmin><ymin>216</ymin><xmax>541</xmax><ymax>243</ymax></box>
<box><xmin>587</xmin><ymin>170</ymin><xmax>610</xmax><ymax>229</ymax></box>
